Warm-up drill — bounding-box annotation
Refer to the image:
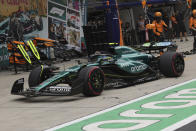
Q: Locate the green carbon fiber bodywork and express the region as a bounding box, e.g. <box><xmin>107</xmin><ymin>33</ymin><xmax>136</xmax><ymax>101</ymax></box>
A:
<box><xmin>34</xmin><ymin>46</ymin><xmax>153</xmax><ymax>91</ymax></box>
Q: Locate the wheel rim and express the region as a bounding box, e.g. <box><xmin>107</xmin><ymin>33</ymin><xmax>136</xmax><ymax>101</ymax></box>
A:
<box><xmin>173</xmin><ymin>55</ymin><xmax>184</xmax><ymax>74</ymax></box>
<box><xmin>89</xmin><ymin>69</ymin><xmax>104</xmax><ymax>91</ymax></box>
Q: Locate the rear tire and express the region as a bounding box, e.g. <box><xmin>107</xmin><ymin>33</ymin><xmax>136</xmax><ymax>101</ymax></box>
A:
<box><xmin>160</xmin><ymin>52</ymin><xmax>184</xmax><ymax>77</ymax></box>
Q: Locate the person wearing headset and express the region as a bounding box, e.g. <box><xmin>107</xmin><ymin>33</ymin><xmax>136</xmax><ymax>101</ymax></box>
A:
<box><xmin>190</xmin><ymin>9</ymin><xmax>196</xmax><ymax>35</ymax></box>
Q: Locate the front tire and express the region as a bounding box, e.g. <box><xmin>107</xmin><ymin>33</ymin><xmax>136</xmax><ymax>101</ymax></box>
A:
<box><xmin>84</xmin><ymin>66</ymin><xmax>104</xmax><ymax>96</ymax></box>
<box><xmin>28</xmin><ymin>66</ymin><xmax>51</xmax><ymax>88</ymax></box>
<box><xmin>160</xmin><ymin>52</ymin><xmax>184</xmax><ymax>77</ymax></box>
<box><xmin>72</xmin><ymin>66</ymin><xmax>104</xmax><ymax>97</ymax></box>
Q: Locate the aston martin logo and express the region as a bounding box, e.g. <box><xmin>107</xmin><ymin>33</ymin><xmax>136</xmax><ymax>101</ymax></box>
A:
<box><xmin>119</xmin><ymin>63</ymin><xmax>147</xmax><ymax>72</ymax></box>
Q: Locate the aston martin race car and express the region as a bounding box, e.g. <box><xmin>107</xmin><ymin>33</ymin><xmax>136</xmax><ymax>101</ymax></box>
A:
<box><xmin>11</xmin><ymin>45</ymin><xmax>185</xmax><ymax>97</ymax></box>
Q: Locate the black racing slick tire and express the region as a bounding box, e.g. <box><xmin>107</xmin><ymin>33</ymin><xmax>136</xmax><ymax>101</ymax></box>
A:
<box><xmin>28</xmin><ymin>66</ymin><xmax>51</xmax><ymax>88</ymax></box>
<box><xmin>74</xmin><ymin>66</ymin><xmax>104</xmax><ymax>97</ymax></box>
<box><xmin>160</xmin><ymin>52</ymin><xmax>184</xmax><ymax>77</ymax></box>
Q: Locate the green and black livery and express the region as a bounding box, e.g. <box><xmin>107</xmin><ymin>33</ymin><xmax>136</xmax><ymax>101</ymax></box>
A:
<box><xmin>11</xmin><ymin>45</ymin><xmax>185</xmax><ymax>97</ymax></box>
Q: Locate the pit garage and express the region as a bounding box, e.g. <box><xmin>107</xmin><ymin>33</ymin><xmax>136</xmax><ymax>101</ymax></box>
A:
<box><xmin>0</xmin><ymin>0</ymin><xmax>196</xmax><ymax>131</ymax></box>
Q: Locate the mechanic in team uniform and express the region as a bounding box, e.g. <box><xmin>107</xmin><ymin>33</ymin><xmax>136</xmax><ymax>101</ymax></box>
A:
<box><xmin>189</xmin><ymin>9</ymin><xmax>196</xmax><ymax>51</ymax></box>
<box><xmin>152</xmin><ymin>12</ymin><xmax>167</xmax><ymax>42</ymax></box>
<box><xmin>190</xmin><ymin>9</ymin><xmax>196</xmax><ymax>36</ymax></box>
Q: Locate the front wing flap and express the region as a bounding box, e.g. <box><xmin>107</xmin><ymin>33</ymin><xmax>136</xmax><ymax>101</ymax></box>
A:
<box><xmin>11</xmin><ymin>78</ymin><xmax>42</xmax><ymax>97</ymax></box>
<box><xmin>11</xmin><ymin>78</ymin><xmax>80</xmax><ymax>97</ymax></box>
<box><xmin>11</xmin><ymin>78</ymin><xmax>24</xmax><ymax>95</ymax></box>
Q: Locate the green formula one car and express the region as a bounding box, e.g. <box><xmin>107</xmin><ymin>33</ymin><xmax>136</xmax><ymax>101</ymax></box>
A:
<box><xmin>11</xmin><ymin>45</ymin><xmax>185</xmax><ymax>97</ymax></box>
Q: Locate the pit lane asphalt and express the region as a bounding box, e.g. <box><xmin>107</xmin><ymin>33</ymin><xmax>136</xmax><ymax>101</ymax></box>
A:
<box><xmin>0</xmin><ymin>37</ymin><xmax>195</xmax><ymax>131</ymax></box>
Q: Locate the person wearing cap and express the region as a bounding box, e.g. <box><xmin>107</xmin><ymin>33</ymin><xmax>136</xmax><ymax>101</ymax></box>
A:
<box><xmin>152</xmin><ymin>12</ymin><xmax>167</xmax><ymax>42</ymax></box>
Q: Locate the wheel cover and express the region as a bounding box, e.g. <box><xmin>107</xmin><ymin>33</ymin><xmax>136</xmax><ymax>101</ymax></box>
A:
<box><xmin>89</xmin><ymin>69</ymin><xmax>104</xmax><ymax>91</ymax></box>
<box><xmin>173</xmin><ymin>55</ymin><xmax>184</xmax><ymax>75</ymax></box>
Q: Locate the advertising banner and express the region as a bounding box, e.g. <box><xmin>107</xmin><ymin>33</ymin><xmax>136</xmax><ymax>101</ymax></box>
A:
<box><xmin>0</xmin><ymin>0</ymin><xmax>48</xmax><ymax>40</ymax></box>
<box><xmin>50</xmin><ymin>0</ymin><xmax>67</xmax><ymax>6</ymax></box>
<box><xmin>48</xmin><ymin>16</ymin><xmax>67</xmax><ymax>40</ymax></box>
<box><xmin>0</xmin><ymin>0</ymin><xmax>83</xmax><ymax>70</ymax></box>
<box><xmin>48</xmin><ymin>0</ymin><xmax>81</xmax><ymax>50</ymax></box>
<box><xmin>68</xmin><ymin>0</ymin><xmax>80</xmax><ymax>11</ymax></box>
<box><xmin>67</xmin><ymin>8</ymin><xmax>80</xmax><ymax>30</ymax></box>
<box><xmin>48</xmin><ymin>1</ymin><xmax>67</xmax><ymax>21</ymax></box>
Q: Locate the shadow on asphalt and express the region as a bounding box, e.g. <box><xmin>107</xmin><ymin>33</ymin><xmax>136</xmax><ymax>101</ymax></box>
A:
<box><xmin>11</xmin><ymin>95</ymin><xmax>86</xmax><ymax>103</ymax></box>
